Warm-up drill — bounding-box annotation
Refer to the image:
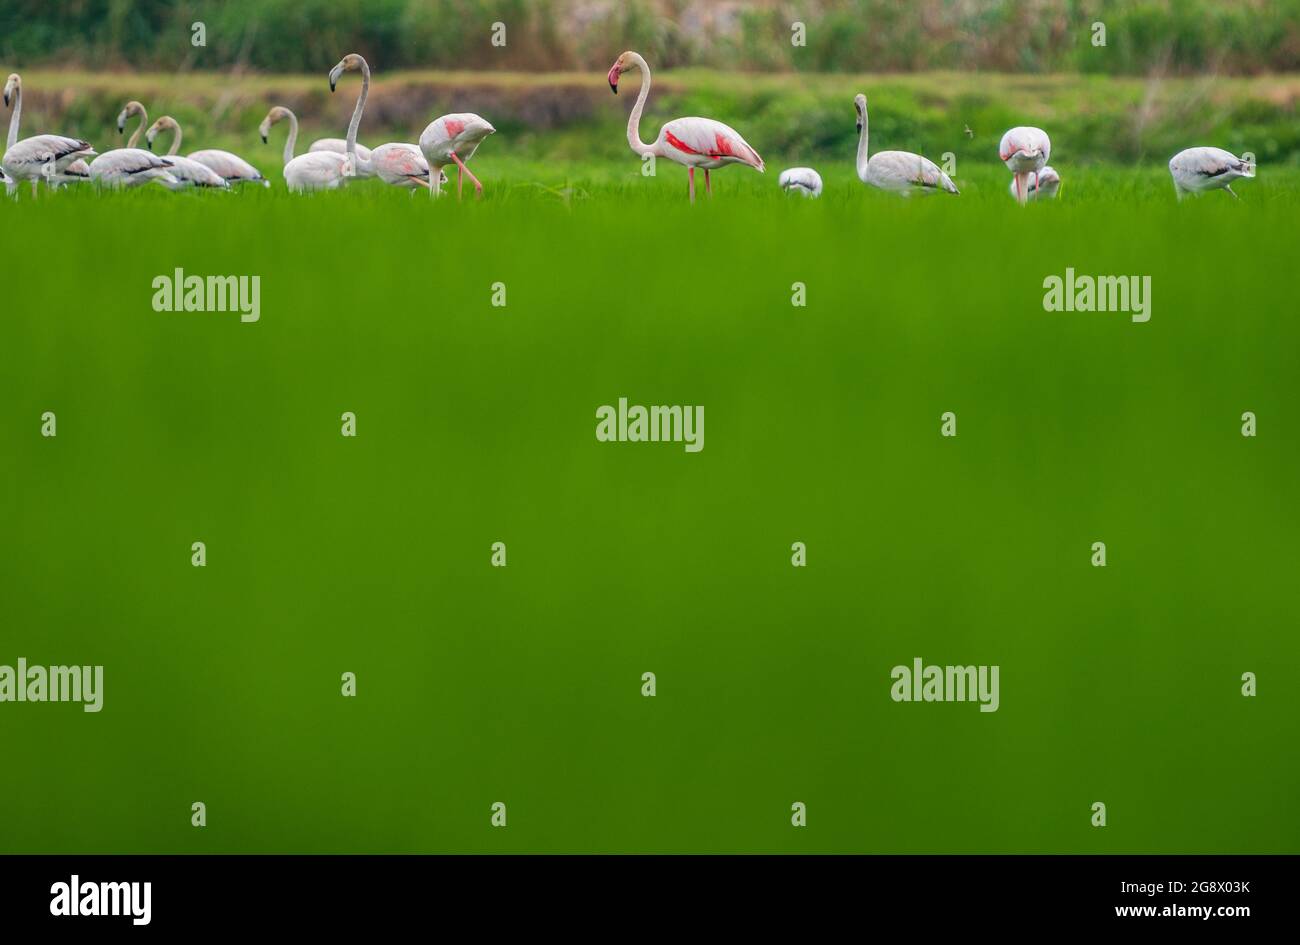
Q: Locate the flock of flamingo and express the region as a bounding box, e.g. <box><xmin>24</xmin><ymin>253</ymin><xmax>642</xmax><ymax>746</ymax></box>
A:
<box><xmin>1</xmin><ymin>50</ymin><xmax>1257</xmax><ymax>203</ymax></box>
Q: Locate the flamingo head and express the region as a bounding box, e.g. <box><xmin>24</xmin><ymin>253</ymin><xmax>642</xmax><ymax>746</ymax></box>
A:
<box><xmin>608</xmin><ymin>51</ymin><xmax>636</xmax><ymax>94</ymax></box>
<box><xmin>259</xmin><ymin>106</ymin><xmax>291</xmax><ymax>144</ymax></box>
<box><xmin>329</xmin><ymin>53</ymin><xmax>366</xmax><ymax>92</ymax></box>
<box><xmin>117</xmin><ymin>100</ymin><xmax>145</xmax><ymax>135</ymax></box>
<box><xmin>2</xmin><ymin>74</ymin><xmax>18</xmax><ymax>108</ymax></box>
<box><xmin>853</xmin><ymin>93</ymin><xmax>867</xmax><ymax>133</ymax></box>
<box><xmin>144</xmin><ymin>116</ymin><xmax>177</xmax><ymax>151</ymax></box>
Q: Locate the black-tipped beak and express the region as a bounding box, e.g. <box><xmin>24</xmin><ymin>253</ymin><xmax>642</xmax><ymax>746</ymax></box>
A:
<box><xmin>146</xmin><ymin>139</ymin><xmax>153</xmax><ymax>151</ymax></box>
<box><xmin>2</xmin><ymin>93</ymin><xmax>8</xmax><ymax>107</ymax></box>
<box><xmin>330</xmin><ymin>80</ymin><xmax>336</xmax><ymax>93</ymax></box>
<box><xmin>261</xmin><ymin>134</ymin><xmax>268</xmax><ymax>144</ymax></box>
<box><xmin>856</xmin><ymin>122</ymin><xmax>863</xmax><ymax>133</ymax></box>
<box><xmin>117</xmin><ymin>124</ymin><xmax>124</xmax><ymax>135</ymax></box>
<box><xmin>609</xmin><ymin>81</ymin><xmax>617</xmax><ymax>95</ymax></box>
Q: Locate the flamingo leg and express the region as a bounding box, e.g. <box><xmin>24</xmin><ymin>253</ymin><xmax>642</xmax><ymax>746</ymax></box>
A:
<box><xmin>450</xmin><ymin>151</ymin><xmax>483</xmax><ymax>200</ymax></box>
<box><xmin>705</xmin><ymin>168</ymin><xmax>712</xmax><ymax>197</ymax></box>
<box><xmin>1225</xmin><ymin>184</ymin><xmax>1239</xmax><ymax>199</ymax></box>
<box><xmin>688</xmin><ymin>166</ymin><xmax>696</xmax><ymax>203</ymax></box>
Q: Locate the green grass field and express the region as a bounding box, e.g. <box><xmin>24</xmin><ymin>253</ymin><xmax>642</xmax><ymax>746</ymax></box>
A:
<box><xmin>2</xmin><ymin>160</ymin><xmax>1298</xmax><ymax>853</ymax></box>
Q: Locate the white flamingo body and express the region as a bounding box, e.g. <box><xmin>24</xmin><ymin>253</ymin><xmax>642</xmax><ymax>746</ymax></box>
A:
<box><xmin>1000</xmin><ymin>126</ymin><xmax>1051</xmax><ymax>204</ymax></box>
<box><xmin>158</xmin><ymin>155</ymin><xmax>229</xmax><ymax>189</ymax></box>
<box><xmin>3</xmin><ymin>74</ymin><xmax>96</xmax><ymax>194</ymax></box>
<box><xmin>3</xmin><ymin>135</ymin><xmax>97</xmax><ymax>188</ymax></box>
<box><xmin>285</xmin><ymin>152</ymin><xmax>349</xmax><ymax>191</ymax></box>
<box><xmin>58</xmin><ymin>158</ymin><xmax>91</xmax><ymax>185</ymax></box>
<box><xmin>1008</xmin><ymin>165</ymin><xmax>1060</xmax><ymax>200</ymax></box>
<box><xmin>418</xmin><ymin>113</ymin><xmax>495</xmax><ymax>197</ymax></box>
<box><xmin>779</xmin><ymin>166</ymin><xmax>823</xmax><ymax>197</ymax></box>
<box><xmin>370</xmin><ymin>143</ymin><xmax>436</xmax><ymax>188</ymax></box>
<box><xmin>187</xmin><ymin>149</ymin><xmax>267</xmax><ymax>186</ymax></box>
<box><xmin>1168</xmin><ymin>147</ymin><xmax>1254</xmax><ymax>199</ymax></box>
<box><xmin>854</xmin><ymin>93</ymin><xmax>957</xmax><ymax>196</ymax></box>
<box><xmin>88</xmin><ymin>148</ymin><xmax>177</xmax><ymax>188</ymax></box>
<box><xmin>608</xmin><ymin>51</ymin><xmax>762</xmax><ymax>202</ymax></box>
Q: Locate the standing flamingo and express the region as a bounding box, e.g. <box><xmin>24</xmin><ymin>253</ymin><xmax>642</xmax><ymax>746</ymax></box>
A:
<box><xmin>259</xmin><ymin>106</ymin><xmax>349</xmax><ymax>192</ymax></box>
<box><xmin>1008</xmin><ymin>165</ymin><xmax>1060</xmax><ymax>200</ymax></box>
<box><xmin>329</xmin><ymin>53</ymin><xmax>442</xmax><ymax>190</ymax></box>
<box><xmin>1000</xmin><ymin>126</ymin><xmax>1051</xmax><ymax>205</ymax></box>
<box><xmin>607</xmin><ymin>51</ymin><xmax>764</xmax><ymax>202</ymax></box>
<box><xmin>2</xmin><ymin>73</ymin><xmax>96</xmax><ymax>195</ymax></box>
<box><xmin>144</xmin><ymin>117</ymin><xmax>230</xmax><ymax>188</ymax></box>
<box><xmin>1168</xmin><ymin>148</ymin><xmax>1255</xmax><ymax>200</ymax></box>
<box><xmin>853</xmin><ymin>93</ymin><xmax>957</xmax><ymax>196</ymax></box>
<box><xmin>419</xmin><ymin>113</ymin><xmax>494</xmax><ymax>199</ymax></box>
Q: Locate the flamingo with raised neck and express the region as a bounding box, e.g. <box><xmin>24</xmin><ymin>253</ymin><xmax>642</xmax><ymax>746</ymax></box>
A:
<box><xmin>854</xmin><ymin>92</ymin><xmax>958</xmax><ymax>197</ymax></box>
<box><xmin>329</xmin><ymin>53</ymin><xmax>439</xmax><ymax>191</ymax></box>
<box><xmin>1</xmin><ymin>73</ymin><xmax>96</xmax><ymax>196</ymax></box>
<box><xmin>607</xmin><ymin>50</ymin><xmax>764</xmax><ymax>202</ymax></box>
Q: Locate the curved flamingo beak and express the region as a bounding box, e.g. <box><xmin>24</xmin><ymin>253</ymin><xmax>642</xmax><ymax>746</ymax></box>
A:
<box><xmin>607</xmin><ymin>64</ymin><xmax>620</xmax><ymax>94</ymax></box>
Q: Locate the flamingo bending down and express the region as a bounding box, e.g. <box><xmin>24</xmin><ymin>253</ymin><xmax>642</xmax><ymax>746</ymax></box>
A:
<box><xmin>419</xmin><ymin>113</ymin><xmax>494</xmax><ymax>199</ymax></box>
<box><xmin>144</xmin><ymin>117</ymin><xmax>231</xmax><ymax>188</ymax></box>
<box><xmin>1168</xmin><ymin>148</ymin><xmax>1255</xmax><ymax>200</ymax></box>
<box><xmin>608</xmin><ymin>51</ymin><xmax>763</xmax><ymax>202</ymax></box>
<box><xmin>2</xmin><ymin>73</ymin><xmax>96</xmax><ymax>195</ymax></box>
<box><xmin>779</xmin><ymin>167</ymin><xmax>823</xmax><ymax>197</ymax></box>
<box><xmin>187</xmin><ymin>146</ymin><xmax>267</xmax><ymax>186</ymax></box>
<box><xmin>329</xmin><ymin>54</ymin><xmax>441</xmax><ymax>190</ymax></box>
<box><xmin>259</xmin><ymin>106</ymin><xmax>349</xmax><ymax>191</ymax></box>
<box><xmin>1008</xmin><ymin>165</ymin><xmax>1060</xmax><ymax>200</ymax></box>
<box><xmin>853</xmin><ymin>93</ymin><xmax>957</xmax><ymax>196</ymax></box>
<box><xmin>1000</xmin><ymin>126</ymin><xmax>1051</xmax><ymax>205</ymax></box>
<box><xmin>88</xmin><ymin>148</ymin><xmax>177</xmax><ymax>188</ymax></box>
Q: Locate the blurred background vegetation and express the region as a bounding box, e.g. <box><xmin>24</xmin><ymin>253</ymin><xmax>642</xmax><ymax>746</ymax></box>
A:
<box><xmin>3</xmin><ymin>0</ymin><xmax>1298</xmax><ymax>75</ymax></box>
<box><xmin>2</xmin><ymin>1</ymin><xmax>1297</xmax><ymax>166</ymax></box>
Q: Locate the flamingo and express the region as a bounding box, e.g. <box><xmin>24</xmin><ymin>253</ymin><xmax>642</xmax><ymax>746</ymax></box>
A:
<box><xmin>259</xmin><ymin>106</ymin><xmax>349</xmax><ymax>191</ymax></box>
<box><xmin>1008</xmin><ymin>165</ymin><xmax>1060</xmax><ymax>200</ymax></box>
<box><xmin>607</xmin><ymin>50</ymin><xmax>763</xmax><ymax>202</ymax></box>
<box><xmin>329</xmin><ymin>53</ymin><xmax>442</xmax><ymax>191</ymax></box>
<box><xmin>854</xmin><ymin>93</ymin><xmax>957</xmax><ymax>197</ymax></box>
<box><xmin>419</xmin><ymin>113</ymin><xmax>494</xmax><ymax>199</ymax></box>
<box><xmin>779</xmin><ymin>167</ymin><xmax>823</xmax><ymax>197</ymax></box>
<box><xmin>144</xmin><ymin>117</ymin><xmax>230</xmax><ymax>188</ymax></box>
<box><xmin>2</xmin><ymin>73</ymin><xmax>96</xmax><ymax>195</ymax></box>
<box><xmin>187</xmin><ymin>146</ymin><xmax>267</xmax><ymax>187</ymax></box>
<box><xmin>1000</xmin><ymin>126</ymin><xmax>1051</xmax><ymax>205</ymax></box>
<box><xmin>1168</xmin><ymin>148</ymin><xmax>1255</xmax><ymax>200</ymax></box>
<box><xmin>88</xmin><ymin>148</ymin><xmax>176</xmax><ymax>188</ymax></box>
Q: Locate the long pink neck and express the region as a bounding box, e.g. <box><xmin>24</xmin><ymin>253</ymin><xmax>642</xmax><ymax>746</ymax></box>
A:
<box><xmin>626</xmin><ymin>54</ymin><xmax>654</xmax><ymax>157</ymax></box>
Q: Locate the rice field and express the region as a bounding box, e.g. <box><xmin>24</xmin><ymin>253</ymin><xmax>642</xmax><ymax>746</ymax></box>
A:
<box><xmin>2</xmin><ymin>151</ymin><xmax>1298</xmax><ymax>853</ymax></box>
